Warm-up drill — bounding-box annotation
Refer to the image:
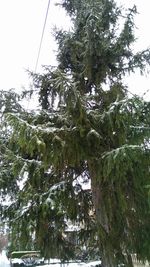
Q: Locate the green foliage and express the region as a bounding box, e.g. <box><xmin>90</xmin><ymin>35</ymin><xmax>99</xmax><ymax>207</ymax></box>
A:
<box><xmin>56</xmin><ymin>0</ymin><xmax>150</xmax><ymax>90</ymax></box>
<box><xmin>0</xmin><ymin>0</ymin><xmax>150</xmax><ymax>266</ymax></box>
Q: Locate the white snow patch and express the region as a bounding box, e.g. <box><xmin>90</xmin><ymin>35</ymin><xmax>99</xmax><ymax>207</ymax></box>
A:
<box><xmin>38</xmin><ymin>260</ymin><xmax>101</xmax><ymax>267</ymax></box>
<box><xmin>0</xmin><ymin>250</ymin><xmax>10</xmax><ymax>267</ymax></box>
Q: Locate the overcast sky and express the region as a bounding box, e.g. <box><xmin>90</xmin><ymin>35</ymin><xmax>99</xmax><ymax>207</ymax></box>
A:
<box><xmin>0</xmin><ymin>0</ymin><xmax>150</xmax><ymax>98</ymax></box>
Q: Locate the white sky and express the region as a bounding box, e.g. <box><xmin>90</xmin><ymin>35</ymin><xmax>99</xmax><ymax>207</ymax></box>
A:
<box><xmin>0</xmin><ymin>0</ymin><xmax>150</xmax><ymax>98</ymax></box>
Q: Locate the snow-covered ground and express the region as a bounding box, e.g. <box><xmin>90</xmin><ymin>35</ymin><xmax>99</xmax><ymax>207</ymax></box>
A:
<box><xmin>0</xmin><ymin>250</ymin><xmax>101</xmax><ymax>267</ymax></box>
<box><xmin>0</xmin><ymin>250</ymin><xmax>10</xmax><ymax>267</ymax></box>
<box><xmin>38</xmin><ymin>262</ymin><xmax>101</xmax><ymax>267</ymax></box>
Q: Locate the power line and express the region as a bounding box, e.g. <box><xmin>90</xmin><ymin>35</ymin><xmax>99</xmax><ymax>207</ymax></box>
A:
<box><xmin>35</xmin><ymin>0</ymin><xmax>51</xmax><ymax>73</ymax></box>
<box><xmin>142</xmin><ymin>88</ymin><xmax>150</xmax><ymax>98</ymax></box>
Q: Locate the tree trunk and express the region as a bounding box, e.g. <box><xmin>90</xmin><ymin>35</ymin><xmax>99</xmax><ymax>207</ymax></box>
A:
<box><xmin>91</xmin><ymin>181</ymin><xmax>114</xmax><ymax>267</ymax></box>
<box><xmin>88</xmin><ymin>161</ymin><xmax>115</xmax><ymax>267</ymax></box>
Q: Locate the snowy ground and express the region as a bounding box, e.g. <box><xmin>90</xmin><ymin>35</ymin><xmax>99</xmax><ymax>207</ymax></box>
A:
<box><xmin>0</xmin><ymin>250</ymin><xmax>10</xmax><ymax>267</ymax></box>
<box><xmin>36</xmin><ymin>263</ymin><xmax>101</xmax><ymax>267</ymax></box>
<box><xmin>0</xmin><ymin>250</ymin><xmax>101</xmax><ymax>267</ymax></box>
<box><xmin>38</xmin><ymin>264</ymin><xmax>99</xmax><ymax>267</ymax></box>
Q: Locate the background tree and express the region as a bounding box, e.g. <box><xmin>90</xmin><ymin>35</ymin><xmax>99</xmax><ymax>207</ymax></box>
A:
<box><xmin>1</xmin><ymin>0</ymin><xmax>150</xmax><ymax>266</ymax></box>
<box><xmin>0</xmin><ymin>233</ymin><xmax>8</xmax><ymax>252</ymax></box>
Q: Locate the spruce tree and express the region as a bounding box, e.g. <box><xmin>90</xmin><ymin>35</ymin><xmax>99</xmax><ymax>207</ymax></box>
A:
<box><xmin>1</xmin><ymin>0</ymin><xmax>150</xmax><ymax>266</ymax></box>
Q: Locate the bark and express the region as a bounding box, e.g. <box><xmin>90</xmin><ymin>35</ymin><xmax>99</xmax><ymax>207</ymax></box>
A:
<box><xmin>88</xmin><ymin>160</ymin><xmax>135</xmax><ymax>267</ymax></box>
<box><xmin>88</xmin><ymin>160</ymin><xmax>116</xmax><ymax>267</ymax></box>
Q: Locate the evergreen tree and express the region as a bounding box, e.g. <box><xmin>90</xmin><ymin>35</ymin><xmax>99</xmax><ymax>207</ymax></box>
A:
<box><xmin>1</xmin><ymin>0</ymin><xmax>150</xmax><ymax>266</ymax></box>
<box><xmin>0</xmin><ymin>90</ymin><xmax>23</xmax><ymax>202</ymax></box>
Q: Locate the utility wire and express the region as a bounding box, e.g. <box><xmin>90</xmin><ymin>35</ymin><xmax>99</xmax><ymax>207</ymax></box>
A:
<box><xmin>26</xmin><ymin>0</ymin><xmax>51</xmax><ymax>111</ymax></box>
<box><xmin>142</xmin><ymin>87</ymin><xmax>150</xmax><ymax>98</ymax></box>
<box><xmin>35</xmin><ymin>0</ymin><xmax>51</xmax><ymax>73</ymax></box>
